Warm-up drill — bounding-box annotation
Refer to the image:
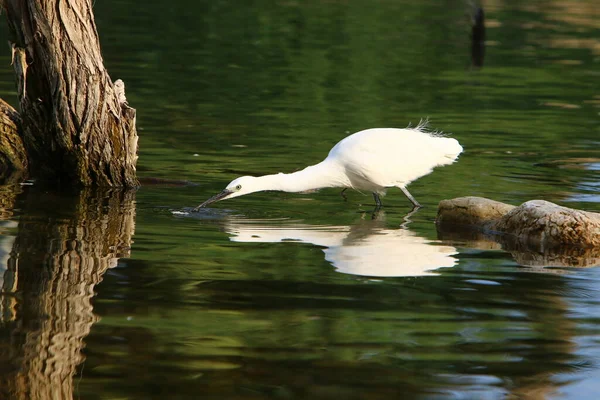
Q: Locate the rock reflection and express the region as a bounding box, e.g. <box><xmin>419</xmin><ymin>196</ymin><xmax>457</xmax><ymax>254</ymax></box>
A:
<box><xmin>437</xmin><ymin>226</ymin><xmax>600</xmax><ymax>268</ymax></box>
<box><xmin>224</xmin><ymin>216</ymin><xmax>458</xmax><ymax>277</ymax></box>
<box><xmin>0</xmin><ymin>188</ymin><xmax>136</xmax><ymax>400</ymax></box>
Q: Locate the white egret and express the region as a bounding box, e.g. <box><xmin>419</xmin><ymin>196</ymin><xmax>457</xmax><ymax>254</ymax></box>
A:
<box><xmin>195</xmin><ymin>123</ymin><xmax>463</xmax><ymax>210</ymax></box>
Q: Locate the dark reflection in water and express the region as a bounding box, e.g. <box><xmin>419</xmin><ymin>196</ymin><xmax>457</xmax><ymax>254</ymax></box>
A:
<box><xmin>86</xmin><ymin>256</ymin><xmax>588</xmax><ymax>399</ymax></box>
<box><xmin>0</xmin><ymin>0</ymin><xmax>598</xmax><ymax>397</ymax></box>
<box><xmin>437</xmin><ymin>224</ymin><xmax>600</xmax><ymax>269</ymax></box>
<box><xmin>470</xmin><ymin>6</ymin><xmax>486</xmax><ymax>68</ymax></box>
<box><xmin>0</xmin><ymin>188</ymin><xmax>135</xmax><ymax>400</ymax></box>
<box><xmin>77</xmin><ymin>212</ymin><xmax>593</xmax><ymax>399</ymax></box>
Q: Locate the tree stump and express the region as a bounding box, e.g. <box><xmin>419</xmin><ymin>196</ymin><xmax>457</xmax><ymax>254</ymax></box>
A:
<box><xmin>1</xmin><ymin>0</ymin><xmax>138</xmax><ymax>187</ymax></box>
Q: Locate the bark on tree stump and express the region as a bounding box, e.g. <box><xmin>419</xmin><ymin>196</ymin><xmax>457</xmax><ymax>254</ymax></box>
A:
<box><xmin>1</xmin><ymin>0</ymin><xmax>138</xmax><ymax>187</ymax></box>
<box><xmin>437</xmin><ymin>196</ymin><xmax>600</xmax><ymax>248</ymax></box>
<box><xmin>0</xmin><ymin>99</ymin><xmax>27</xmax><ymax>183</ymax></box>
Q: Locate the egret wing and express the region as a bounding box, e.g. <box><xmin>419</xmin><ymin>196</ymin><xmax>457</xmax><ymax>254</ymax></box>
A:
<box><xmin>328</xmin><ymin>128</ymin><xmax>461</xmax><ymax>189</ymax></box>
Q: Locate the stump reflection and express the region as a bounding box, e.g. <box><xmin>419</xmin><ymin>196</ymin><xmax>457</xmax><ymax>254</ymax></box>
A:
<box><xmin>0</xmin><ymin>187</ymin><xmax>136</xmax><ymax>400</ymax></box>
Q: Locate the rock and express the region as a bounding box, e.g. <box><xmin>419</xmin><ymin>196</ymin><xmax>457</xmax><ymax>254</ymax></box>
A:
<box><xmin>437</xmin><ymin>196</ymin><xmax>515</xmax><ymax>229</ymax></box>
<box><xmin>437</xmin><ymin>196</ymin><xmax>600</xmax><ymax>249</ymax></box>
<box><xmin>495</xmin><ymin>200</ymin><xmax>600</xmax><ymax>248</ymax></box>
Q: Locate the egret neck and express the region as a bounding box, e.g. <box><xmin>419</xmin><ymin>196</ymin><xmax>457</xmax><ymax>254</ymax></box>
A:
<box><xmin>259</xmin><ymin>160</ymin><xmax>348</xmax><ymax>193</ymax></box>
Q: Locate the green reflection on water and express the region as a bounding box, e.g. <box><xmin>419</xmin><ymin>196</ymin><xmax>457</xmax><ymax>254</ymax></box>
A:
<box><xmin>91</xmin><ymin>0</ymin><xmax>600</xmax><ymax>397</ymax></box>
<box><xmin>0</xmin><ymin>0</ymin><xmax>599</xmax><ymax>399</ymax></box>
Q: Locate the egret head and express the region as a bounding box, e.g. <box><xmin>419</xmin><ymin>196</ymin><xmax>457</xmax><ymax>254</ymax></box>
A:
<box><xmin>196</xmin><ymin>176</ymin><xmax>262</xmax><ymax>209</ymax></box>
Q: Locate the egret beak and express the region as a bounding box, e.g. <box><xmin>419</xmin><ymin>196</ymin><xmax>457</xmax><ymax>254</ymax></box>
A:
<box><xmin>194</xmin><ymin>189</ymin><xmax>233</xmax><ymax>211</ymax></box>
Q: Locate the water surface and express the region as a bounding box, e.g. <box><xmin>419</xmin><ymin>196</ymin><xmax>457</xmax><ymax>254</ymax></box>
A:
<box><xmin>0</xmin><ymin>0</ymin><xmax>599</xmax><ymax>399</ymax></box>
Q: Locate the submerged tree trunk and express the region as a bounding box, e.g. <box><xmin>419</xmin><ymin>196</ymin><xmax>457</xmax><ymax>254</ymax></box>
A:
<box><xmin>2</xmin><ymin>0</ymin><xmax>138</xmax><ymax>186</ymax></box>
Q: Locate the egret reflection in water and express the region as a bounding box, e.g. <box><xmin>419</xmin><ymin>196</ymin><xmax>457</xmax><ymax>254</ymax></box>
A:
<box><xmin>222</xmin><ymin>217</ymin><xmax>458</xmax><ymax>277</ymax></box>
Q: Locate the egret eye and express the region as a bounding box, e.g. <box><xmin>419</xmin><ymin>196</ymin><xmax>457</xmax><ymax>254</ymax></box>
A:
<box><xmin>235</xmin><ymin>184</ymin><xmax>242</xmax><ymax>190</ymax></box>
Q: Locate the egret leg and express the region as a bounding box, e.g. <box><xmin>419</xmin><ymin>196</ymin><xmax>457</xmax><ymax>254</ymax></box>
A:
<box><xmin>371</xmin><ymin>209</ymin><xmax>385</xmax><ymax>221</ymax></box>
<box><xmin>372</xmin><ymin>192</ymin><xmax>382</xmax><ymax>208</ymax></box>
<box><xmin>400</xmin><ymin>207</ymin><xmax>420</xmax><ymax>228</ymax></box>
<box><xmin>400</xmin><ymin>186</ymin><xmax>422</xmax><ymax>208</ymax></box>
<box><xmin>340</xmin><ymin>188</ymin><xmax>348</xmax><ymax>201</ymax></box>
